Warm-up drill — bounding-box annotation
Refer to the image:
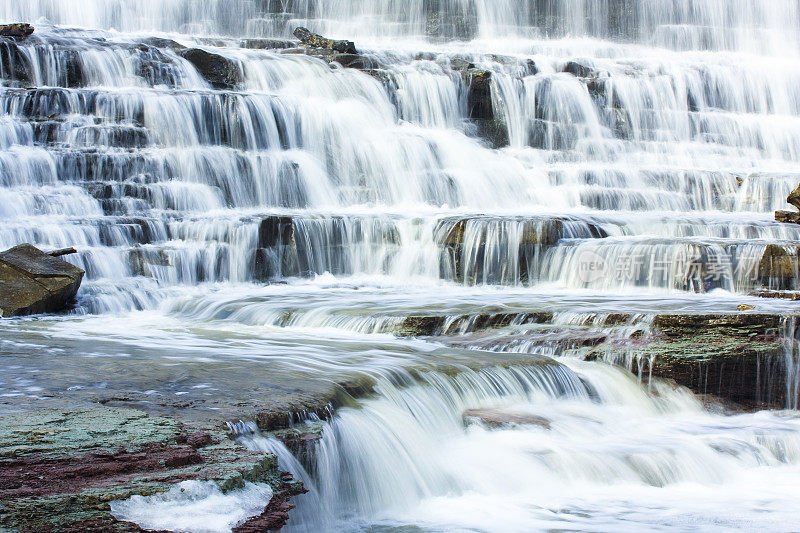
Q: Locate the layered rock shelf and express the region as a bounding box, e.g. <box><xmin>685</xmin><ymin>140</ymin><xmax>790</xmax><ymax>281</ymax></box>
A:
<box><xmin>0</xmin><ymin>407</ymin><xmax>304</xmax><ymax>532</ymax></box>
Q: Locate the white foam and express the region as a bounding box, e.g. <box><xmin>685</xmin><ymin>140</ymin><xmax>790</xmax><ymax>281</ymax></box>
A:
<box><xmin>110</xmin><ymin>480</ymin><xmax>273</xmax><ymax>533</ymax></box>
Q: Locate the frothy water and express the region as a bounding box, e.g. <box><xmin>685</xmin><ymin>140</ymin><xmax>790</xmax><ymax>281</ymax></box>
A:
<box><xmin>236</xmin><ymin>362</ymin><xmax>800</xmax><ymax>532</ymax></box>
<box><xmin>110</xmin><ymin>481</ymin><xmax>273</xmax><ymax>533</ymax></box>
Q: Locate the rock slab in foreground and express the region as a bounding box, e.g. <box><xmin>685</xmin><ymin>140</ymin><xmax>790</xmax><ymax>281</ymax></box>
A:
<box><xmin>0</xmin><ymin>407</ymin><xmax>304</xmax><ymax>532</ymax></box>
<box><xmin>0</xmin><ymin>244</ymin><xmax>84</xmax><ymax>317</ymax></box>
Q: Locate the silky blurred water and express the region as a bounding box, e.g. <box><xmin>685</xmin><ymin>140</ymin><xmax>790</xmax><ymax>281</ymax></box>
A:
<box><xmin>2</xmin><ymin>1</ymin><xmax>800</xmax><ymax>531</ymax></box>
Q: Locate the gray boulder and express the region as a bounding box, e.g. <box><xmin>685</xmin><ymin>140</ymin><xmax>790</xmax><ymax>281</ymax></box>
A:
<box><xmin>0</xmin><ymin>244</ymin><xmax>84</xmax><ymax>317</ymax></box>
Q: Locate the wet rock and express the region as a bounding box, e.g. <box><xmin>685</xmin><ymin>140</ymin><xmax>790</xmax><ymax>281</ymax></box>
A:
<box><xmin>461</xmin><ymin>67</ymin><xmax>509</xmax><ymax>148</ymax></box>
<box><xmin>758</xmin><ymin>244</ymin><xmax>798</xmax><ymax>289</ymax></box>
<box><xmin>255</xmin><ymin>395</ymin><xmax>336</xmax><ymax>431</ymax></box>
<box><xmin>788</xmin><ymin>184</ymin><xmax>800</xmax><ymax>211</ymax></box>
<box><xmin>653</xmin><ymin>313</ymin><xmax>782</xmax><ymax>332</ymax></box>
<box><xmin>0</xmin><ymin>244</ymin><xmax>84</xmax><ymax>317</ymax></box>
<box><xmin>0</xmin><ymin>407</ymin><xmax>302</xmax><ymax>532</ymax></box>
<box><xmin>776</xmin><ymin>210</ymin><xmax>800</xmax><ymax>224</ymax></box>
<box><xmin>400</xmin><ymin>315</ymin><xmax>446</xmax><ymax>336</ymax></box>
<box><xmin>778</xmin><ymin>185</ymin><xmax>800</xmax><ymax>222</ymax></box>
<box><xmin>563</xmin><ymin>60</ymin><xmax>598</xmax><ymax>78</ymax></box>
<box><xmin>0</xmin><ymin>23</ymin><xmax>34</xmax><ymax>39</ymax></box>
<box><xmin>232</xmin><ymin>473</ymin><xmax>307</xmax><ymax>533</ymax></box>
<box><xmin>749</xmin><ymin>289</ymin><xmax>800</xmax><ymax>301</ymax></box>
<box><xmin>281</xmin><ymin>45</ymin><xmax>373</xmax><ymax>70</ymax></box>
<box><xmin>258</xmin><ymin>216</ymin><xmax>294</xmax><ymax>248</ymax></box>
<box><xmin>0</xmin><ymin>39</ymin><xmax>33</xmax><ymax>84</ymax></box>
<box><xmin>329</xmin><ymin>53</ymin><xmax>370</xmax><ymax>69</ymax></box>
<box><xmin>141</xmin><ymin>37</ymin><xmax>186</xmax><ymax>51</ymax></box>
<box><xmin>464</xmin><ymin>409</ymin><xmax>551</xmax><ymax>429</ymax></box>
<box><xmin>269</xmin><ymin>421</ymin><xmax>334</xmax><ymax>477</ymax></box>
<box><xmin>609</xmin><ymin>313</ymin><xmax>789</xmax><ymax>408</ymax></box>
<box><xmin>240</xmin><ymin>38</ymin><xmax>294</xmax><ymax>50</ymax></box>
<box><xmin>466</xmin><ymin>69</ymin><xmax>493</xmax><ymax>120</ymax></box>
<box><xmin>180</xmin><ymin>48</ymin><xmax>241</xmax><ymax>89</ymax></box>
<box><xmin>293</xmin><ymin>26</ymin><xmax>357</xmax><ymax>54</ymax></box>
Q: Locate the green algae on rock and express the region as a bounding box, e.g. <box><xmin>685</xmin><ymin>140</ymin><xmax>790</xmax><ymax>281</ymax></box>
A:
<box><xmin>0</xmin><ymin>407</ymin><xmax>304</xmax><ymax>532</ymax></box>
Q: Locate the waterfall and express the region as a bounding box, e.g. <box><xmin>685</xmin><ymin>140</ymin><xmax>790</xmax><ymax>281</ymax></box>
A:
<box><xmin>0</xmin><ymin>13</ymin><xmax>798</xmax><ymax>309</ymax></box>
<box><xmin>784</xmin><ymin>316</ymin><xmax>800</xmax><ymax>410</ymax></box>
<box><xmin>3</xmin><ymin>1</ymin><xmax>800</xmax><ymax>531</ymax></box>
<box><xmin>236</xmin><ymin>363</ymin><xmax>800</xmax><ymax>532</ymax></box>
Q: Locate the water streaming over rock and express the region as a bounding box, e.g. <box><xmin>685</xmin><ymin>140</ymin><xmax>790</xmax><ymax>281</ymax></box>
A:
<box><xmin>3</xmin><ymin>0</ymin><xmax>800</xmax><ymax>531</ymax></box>
<box><xmin>236</xmin><ymin>362</ymin><xmax>800</xmax><ymax>532</ymax></box>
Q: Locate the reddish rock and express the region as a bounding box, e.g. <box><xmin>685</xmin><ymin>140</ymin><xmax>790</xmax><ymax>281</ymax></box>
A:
<box><xmin>186</xmin><ymin>431</ymin><xmax>214</xmax><ymax>448</ymax></box>
<box><xmin>232</xmin><ymin>473</ymin><xmax>307</xmax><ymax>533</ymax></box>
<box><xmin>0</xmin><ymin>443</ymin><xmax>205</xmax><ymax>500</ymax></box>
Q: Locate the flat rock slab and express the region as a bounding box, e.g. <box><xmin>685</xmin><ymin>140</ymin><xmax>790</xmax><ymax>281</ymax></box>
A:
<box><xmin>0</xmin><ymin>244</ymin><xmax>84</xmax><ymax>317</ymax></box>
<box><xmin>0</xmin><ymin>406</ymin><xmax>303</xmax><ymax>532</ymax></box>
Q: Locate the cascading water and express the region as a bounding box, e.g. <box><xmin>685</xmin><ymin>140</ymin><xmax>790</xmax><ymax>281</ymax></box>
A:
<box><xmin>236</xmin><ymin>362</ymin><xmax>800</xmax><ymax>532</ymax></box>
<box><xmin>2</xmin><ymin>0</ymin><xmax>800</xmax><ymax>531</ymax></box>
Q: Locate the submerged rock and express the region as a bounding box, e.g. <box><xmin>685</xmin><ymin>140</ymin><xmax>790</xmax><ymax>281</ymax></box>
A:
<box><xmin>293</xmin><ymin>26</ymin><xmax>357</xmax><ymax>54</ymax></box>
<box><xmin>464</xmin><ymin>409</ymin><xmax>552</xmax><ymax>429</ymax></box>
<box><xmin>0</xmin><ymin>244</ymin><xmax>84</xmax><ymax>317</ymax></box>
<box><xmin>0</xmin><ymin>23</ymin><xmax>34</xmax><ymax>39</ymax></box>
<box><xmin>180</xmin><ymin>48</ymin><xmax>241</xmax><ymax>88</ymax></box>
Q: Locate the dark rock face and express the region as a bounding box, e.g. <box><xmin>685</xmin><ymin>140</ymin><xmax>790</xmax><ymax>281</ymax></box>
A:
<box><xmin>0</xmin><ymin>23</ymin><xmax>34</xmax><ymax>39</ymax></box>
<box><xmin>424</xmin><ymin>4</ymin><xmax>477</xmax><ymax>41</ymax></box>
<box><xmin>293</xmin><ymin>26</ymin><xmax>357</xmax><ymax>54</ymax></box>
<box><xmin>0</xmin><ymin>39</ymin><xmax>33</xmax><ymax>84</ymax></box>
<box><xmin>461</xmin><ymin>67</ymin><xmax>509</xmax><ymax>148</ymax></box>
<box><xmin>788</xmin><ymin>184</ymin><xmax>800</xmax><ymax>211</ymax></box>
<box><xmin>0</xmin><ymin>244</ymin><xmax>84</xmax><ymax>317</ymax></box>
<box><xmin>466</xmin><ymin>69</ymin><xmax>493</xmax><ymax>120</ymax></box>
<box><xmin>563</xmin><ymin>60</ymin><xmax>598</xmax><ymax>78</ymax></box>
<box><xmin>258</xmin><ymin>216</ymin><xmax>294</xmax><ymax>248</ymax></box>
<box><xmin>400</xmin><ymin>315</ymin><xmax>447</xmax><ymax>336</ymax></box>
<box><xmin>180</xmin><ymin>48</ymin><xmax>241</xmax><ymax>89</ymax></box>
<box><xmin>628</xmin><ymin>314</ymin><xmax>786</xmax><ymax>408</ymax></box>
